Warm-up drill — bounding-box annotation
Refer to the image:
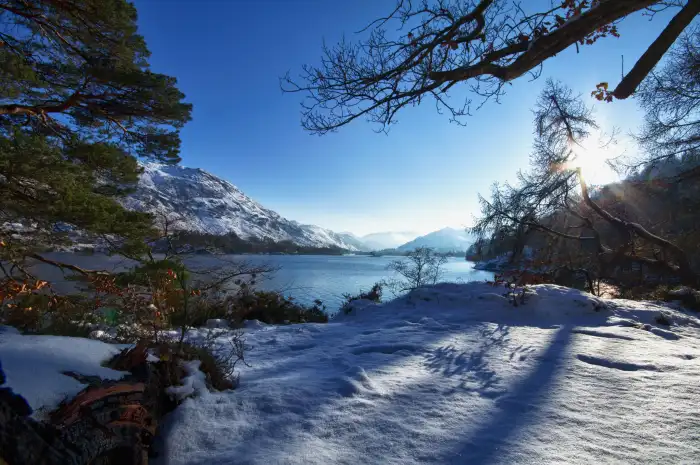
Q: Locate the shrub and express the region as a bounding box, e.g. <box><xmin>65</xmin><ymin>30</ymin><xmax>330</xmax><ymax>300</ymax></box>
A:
<box><xmin>176</xmin><ymin>330</ymin><xmax>247</xmax><ymax>391</ymax></box>
<box><xmin>341</xmin><ymin>282</ymin><xmax>383</xmax><ymax>314</ymax></box>
<box><xmin>617</xmin><ymin>284</ymin><xmax>670</xmax><ymax>301</ymax></box>
<box><xmin>114</xmin><ymin>259</ymin><xmax>189</xmax><ymax>287</ymax></box>
<box><xmin>106</xmin><ymin>328</ymin><xmax>247</xmax><ymax>393</ymax></box>
<box><xmin>386</xmin><ymin>247</ymin><xmax>448</xmax><ymax>293</ymax></box>
<box><xmin>664</xmin><ymin>287</ymin><xmax>700</xmax><ymax>312</ymax></box>
<box><xmin>487</xmin><ymin>270</ymin><xmax>552</xmax><ymax>307</ymax></box>
<box><xmin>615</xmin><ymin>284</ymin><xmax>700</xmax><ymax>312</ymax></box>
<box><xmin>0</xmin><ymin>278</ymin><xmax>108</xmax><ymax>334</ymax></box>
<box><xmin>227</xmin><ymin>290</ymin><xmax>328</xmax><ymax>325</ymax></box>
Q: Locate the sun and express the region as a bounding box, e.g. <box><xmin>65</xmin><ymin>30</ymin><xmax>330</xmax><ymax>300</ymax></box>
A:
<box><xmin>569</xmin><ymin>133</ymin><xmax>622</xmax><ymax>186</ymax></box>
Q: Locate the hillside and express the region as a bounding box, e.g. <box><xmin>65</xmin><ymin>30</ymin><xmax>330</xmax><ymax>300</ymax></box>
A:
<box><xmin>121</xmin><ymin>163</ymin><xmax>361</xmax><ymax>251</ymax></box>
<box><xmin>397</xmin><ymin>227</ymin><xmax>475</xmax><ymax>252</ymax></box>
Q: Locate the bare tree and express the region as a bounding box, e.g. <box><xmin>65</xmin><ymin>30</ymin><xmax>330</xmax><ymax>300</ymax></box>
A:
<box><xmin>473</xmin><ymin>80</ymin><xmax>699</xmax><ymax>288</ymax></box>
<box><xmin>387</xmin><ymin>247</ymin><xmax>449</xmax><ymax>292</ymax></box>
<box><xmin>283</xmin><ymin>0</ymin><xmax>697</xmax><ymax>134</ymax></box>
<box><xmin>634</xmin><ymin>25</ymin><xmax>700</xmax><ymax>181</ymax></box>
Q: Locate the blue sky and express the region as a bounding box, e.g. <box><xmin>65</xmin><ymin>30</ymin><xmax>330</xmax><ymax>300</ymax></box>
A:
<box><xmin>133</xmin><ymin>0</ymin><xmax>678</xmax><ymax>236</ymax></box>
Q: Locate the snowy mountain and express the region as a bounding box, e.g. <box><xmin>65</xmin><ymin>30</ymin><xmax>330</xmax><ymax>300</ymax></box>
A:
<box><xmin>335</xmin><ymin>232</ymin><xmax>372</xmax><ymax>252</ymax></box>
<box><xmin>396</xmin><ymin>227</ymin><xmax>475</xmax><ymax>252</ymax></box>
<box><xmin>121</xmin><ymin>163</ymin><xmax>361</xmax><ymax>251</ymax></box>
<box><xmin>361</xmin><ymin>231</ymin><xmax>420</xmax><ymax>251</ymax></box>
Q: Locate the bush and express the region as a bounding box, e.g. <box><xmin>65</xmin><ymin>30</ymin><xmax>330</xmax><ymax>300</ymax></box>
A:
<box><xmin>487</xmin><ymin>270</ymin><xmax>552</xmax><ymax>307</ymax></box>
<box><xmin>386</xmin><ymin>247</ymin><xmax>448</xmax><ymax>293</ymax></box>
<box><xmin>341</xmin><ymin>282</ymin><xmax>383</xmax><ymax>314</ymax></box>
<box><xmin>227</xmin><ymin>290</ymin><xmax>328</xmax><ymax>325</ymax></box>
<box><xmin>616</xmin><ymin>284</ymin><xmax>671</xmax><ymax>301</ymax></box>
<box><xmin>177</xmin><ymin>331</ymin><xmax>247</xmax><ymax>391</ymax></box>
<box><xmin>664</xmin><ymin>287</ymin><xmax>700</xmax><ymax>312</ymax></box>
<box><xmin>113</xmin><ymin>259</ymin><xmax>189</xmax><ymax>287</ymax></box>
<box><xmin>0</xmin><ymin>278</ymin><xmax>108</xmax><ymax>334</ymax></box>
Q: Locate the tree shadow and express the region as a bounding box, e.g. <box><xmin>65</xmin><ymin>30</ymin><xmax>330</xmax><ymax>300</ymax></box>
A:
<box><xmin>153</xmin><ymin>319</ymin><xmax>471</xmax><ymax>464</ymax></box>
<box><xmin>445</xmin><ymin>325</ymin><xmax>574</xmax><ymax>464</ymax></box>
<box><xmin>424</xmin><ymin>324</ymin><xmax>511</xmax><ymax>398</ymax></box>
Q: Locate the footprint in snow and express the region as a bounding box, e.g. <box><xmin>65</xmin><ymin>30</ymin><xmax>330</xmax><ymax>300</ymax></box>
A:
<box><xmin>288</xmin><ymin>342</ymin><xmax>316</xmax><ymax>351</ymax></box>
<box><xmin>571</xmin><ymin>328</ymin><xmax>637</xmax><ymax>341</ymax></box>
<box><xmin>577</xmin><ymin>354</ymin><xmax>660</xmax><ymax>372</ymax></box>
<box><xmin>351</xmin><ymin>343</ymin><xmax>421</xmax><ymax>355</ymax></box>
<box><xmin>509</xmin><ymin>345</ymin><xmax>536</xmax><ymax>361</ymax></box>
<box><xmin>336</xmin><ymin>366</ymin><xmax>382</xmax><ymax>398</ymax></box>
<box><xmin>647</xmin><ymin>327</ymin><xmax>680</xmax><ymax>340</ymax></box>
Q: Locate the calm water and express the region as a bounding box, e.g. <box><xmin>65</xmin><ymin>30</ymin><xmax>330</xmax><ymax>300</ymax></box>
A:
<box><xmin>38</xmin><ymin>253</ymin><xmax>494</xmax><ymax>312</ymax></box>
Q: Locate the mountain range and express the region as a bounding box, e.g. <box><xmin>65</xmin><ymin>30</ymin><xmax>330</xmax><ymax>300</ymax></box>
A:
<box><xmin>122</xmin><ymin>163</ymin><xmax>474</xmax><ymax>252</ymax></box>
<box><xmin>360</xmin><ymin>231</ymin><xmax>421</xmax><ymax>250</ymax></box>
<box><xmin>396</xmin><ymin>227</ymin><xmax>475</xmax><ymax>253</ymax></box>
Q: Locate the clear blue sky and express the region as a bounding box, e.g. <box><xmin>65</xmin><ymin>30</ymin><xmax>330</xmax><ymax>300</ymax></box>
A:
<box><xmin>132</xmin><ymin>0</ymin><xmax>677</xmax><ymax>236</ymax></box>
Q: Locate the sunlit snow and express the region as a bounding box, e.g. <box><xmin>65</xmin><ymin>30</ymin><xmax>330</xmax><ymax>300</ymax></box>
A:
<box><xmin>2</xmin><ymin>283</ymin><xmax>699</xmax><ymax>464</ymax></box>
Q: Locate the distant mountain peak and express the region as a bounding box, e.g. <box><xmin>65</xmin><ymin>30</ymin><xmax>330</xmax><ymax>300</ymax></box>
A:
<box><xmin>396</xmin><ymin>227</ymin><xmax>475</xmax><ymax>253</ymax></box>
<box><xmin>360</xmin><ymin>231</ymin><xmax>421</xmax><ymax>251</ymax></box>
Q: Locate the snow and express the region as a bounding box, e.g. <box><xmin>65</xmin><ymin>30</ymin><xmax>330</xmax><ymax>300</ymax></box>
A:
<box><xmin>361</xmin><ymin>231</ymin><xmax>421</xmax><ymax>251</ymax></box>
<box><xmin>0</xmin><ymin>331</ymin><xmax>126</xmax><ymax>415</ymax></box>
<box><xmin>396</xmin><ymin>227</ymin><xmax>475</xmax><ymax>252</ymax></box>
<box><xmin>153</xmin><ymin>282</ymin><xmax>700</xmax><ymax>464</ymax></box>
<box><xmin>1</xmin><ymin>283</ymin><xmax>699</xmax><ymax>463</ymax></box>
<box><xmin>124</xmin><ymin>163</ymin><xmax>361</xmax><ymax>250</ymax></box>
<box><xmin>165</xmin><ymin>360</ymin><xmax>210</xmax><ymax>402</ymax></box>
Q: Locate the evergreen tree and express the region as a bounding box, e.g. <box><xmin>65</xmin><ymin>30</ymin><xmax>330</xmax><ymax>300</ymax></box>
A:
<box><xmin>0</xmin><ymin>0</ymin><xmax>192</xmax><ymax>267</ymax></box>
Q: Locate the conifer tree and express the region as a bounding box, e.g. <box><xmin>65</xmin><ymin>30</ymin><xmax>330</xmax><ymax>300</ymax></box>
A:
<box><xmin>0</xmin><ymin>0</ymin><xmax>192</xmax><ymax>268</ymax></box>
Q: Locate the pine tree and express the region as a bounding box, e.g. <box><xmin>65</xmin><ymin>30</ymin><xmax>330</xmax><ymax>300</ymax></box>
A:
<box><xmin>0</xmin><ymin>0</ymin><xmax>192</xmax><ymax>267</ymax></box>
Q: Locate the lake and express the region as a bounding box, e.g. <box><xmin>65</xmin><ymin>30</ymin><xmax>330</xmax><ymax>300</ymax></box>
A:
<box><xmin>36</xmin><ymin>253</ymin><xmax>495</xmax><ymax>312</ymax></box>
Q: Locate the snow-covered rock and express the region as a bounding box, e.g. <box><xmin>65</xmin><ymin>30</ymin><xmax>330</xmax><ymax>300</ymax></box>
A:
<box><xmin>0</xmin><ymin>333</ymin><xmax>126</xmax><ymax>415</ymax></box>
<box><xmin>121</xmin><ymin>163</ymin><xmax>362</xmax><ymax>250</ymax></box>
<box><xmin>165</xmin><ymin>360</ymin><xmax>209</xmax><ymax>402</ymax></box>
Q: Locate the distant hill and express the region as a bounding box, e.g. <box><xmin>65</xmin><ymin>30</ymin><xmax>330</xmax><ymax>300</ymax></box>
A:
<box><xmin>361</xmin><ymin>231</ymin><xmax>420</xmax><ymax>251</ymax></box>
<box><xmin>396</xmin><ymin>227</ymin><xmax>475</xmax><ymax>253</ymax></box>
<box><xmin>335</xmin><ymin>232</ymin><xmax>372</xmax><ymax>252</ymax></box>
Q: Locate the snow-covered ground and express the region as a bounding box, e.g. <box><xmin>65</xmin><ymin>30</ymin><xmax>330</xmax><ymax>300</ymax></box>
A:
<box><xmin>162</xmin><ymin>283</ymin><xmax>700</xmax><ymax>464</ymax></box>
<box><xmin>2</xmin><ymin>283</ymin><xmax>700</xmax><ymax>464</ymax></box>
<box><xmin>0</xmin><ymin>326</ymin><xmax>127</xmax><ymax>418</ymax></box>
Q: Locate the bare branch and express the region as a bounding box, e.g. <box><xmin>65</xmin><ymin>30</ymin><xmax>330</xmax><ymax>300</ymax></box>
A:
<box><xmin>613</xmin><ymin>0</ymin><xmax>700</xmax><ymax>99</ymax></box>
<box><xmin>284</xmin><ymin>0</ymin><xmax>680</xmax><ymax>134</ymax></box>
